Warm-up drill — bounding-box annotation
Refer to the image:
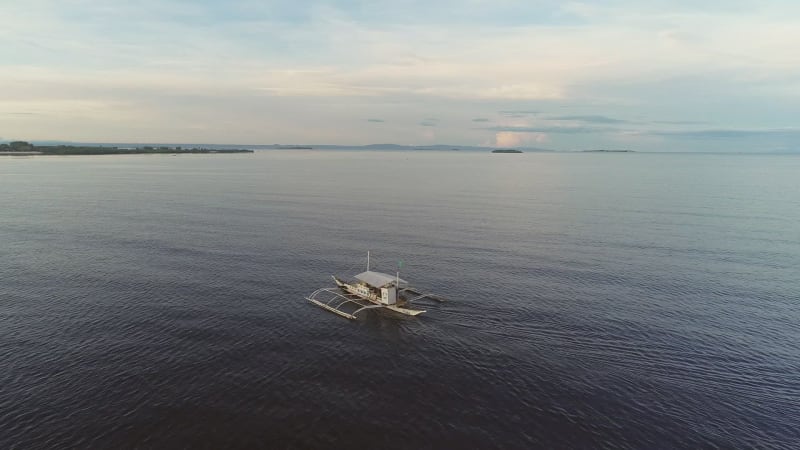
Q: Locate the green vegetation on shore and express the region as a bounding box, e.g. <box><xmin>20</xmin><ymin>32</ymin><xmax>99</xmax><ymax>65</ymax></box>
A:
<box><xmin>0</xmin><ymin>141</ymin><xmax>253</xmax><ymax>155</ymax></box>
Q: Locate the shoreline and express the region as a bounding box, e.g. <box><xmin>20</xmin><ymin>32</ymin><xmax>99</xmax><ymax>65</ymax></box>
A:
<box><xmin>0</xmin><ymin>144</ymin><xmax>254</xmax><ymax>156</ymax></box>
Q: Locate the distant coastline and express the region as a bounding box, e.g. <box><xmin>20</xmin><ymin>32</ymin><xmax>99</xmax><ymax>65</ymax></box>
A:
<box><xmin>0</xmin><ymin>141</ymin><xmax>253</xmax><ymax>155</ymax></box>
<box><xmin>9</xmin><ymin>141</ymin><xmax>560</xmax><ymax>153</ymax></box>
<box><xmin>0</xmin><ymin>140</ymin><xmax>653</xmax><ymax>154</ymax></box>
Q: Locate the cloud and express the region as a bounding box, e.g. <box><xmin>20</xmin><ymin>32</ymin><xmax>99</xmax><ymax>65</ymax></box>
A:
<box><xmin>486</xmin><ymin>125</ymin><xmax>617</xmax><ymax>134</ymax></box>
<box><xmin>546</xmin><ymin>114</ymin><xmax>630</xmax><ymax>124</ymax></box>
<box><xmin>367</xmin><ymin>118</ymin><xmax>385</xmax><ymax>122</ymax></box>
<box><xmin>651</xmin><ymin>120</ymin><xmax>710</xmax><ymax>125</ymax></box>
<box><xmin>494</xmin><ymin>131</ymin><xmax>548</xmax><ymax>148</ymax></box>
<box><xmin>488</xmin><ymin>124</ymin><xmax>800</xmax><ymax>142</ymax></box>
<box><xmin>499</xmin><ymin>110</ymin><xmax>540</xmax><ymax>118</ymax></box>
<box><xmin>650</xmin><ymin>128</ymin><xmax>800</xmax><ymax>139</ymax></box>
<box><xmin>494</xmin><ymin>132</ymin><xmax>524</xmax><ymax>148</ymax></box>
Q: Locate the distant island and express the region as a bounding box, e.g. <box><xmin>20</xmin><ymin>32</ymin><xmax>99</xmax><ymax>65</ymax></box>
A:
<box><xmin>273</xmin><ymin>145</ymin><xmax>313</xmax><ymax>149</ymax></box>
<box><xmin>0</xmin><ymin>141</ymin><xmax>254</xmax><ymax>155</ymax></box>
<box><xmin>492</xmin><ymin>149</ymin><xmax>523</xmax><ymax>153</ymax></box>
<box><xmin>581</xmin><ymin>149</ymin><xmax>635</xmax><ymax>153</ymax></box>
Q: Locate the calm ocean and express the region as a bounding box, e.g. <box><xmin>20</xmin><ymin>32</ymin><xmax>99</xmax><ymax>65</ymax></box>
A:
<box><xmin>1</xmin><ymin>151</ymin><xmax>798</xmax><ymax>448</ymax></box>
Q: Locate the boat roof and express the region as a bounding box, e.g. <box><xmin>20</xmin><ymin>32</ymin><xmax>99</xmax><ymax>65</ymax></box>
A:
<box><xmin>355</xmin><ymin>271</ymin><xmax>408</xmax><ymax>288</ymax></box>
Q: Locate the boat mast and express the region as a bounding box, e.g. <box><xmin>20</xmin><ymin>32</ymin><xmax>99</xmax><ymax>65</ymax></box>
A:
<box><xmin>367</xmin><ymin>251</ymin><xmax>370</xmax><ymax>272</ymax></box>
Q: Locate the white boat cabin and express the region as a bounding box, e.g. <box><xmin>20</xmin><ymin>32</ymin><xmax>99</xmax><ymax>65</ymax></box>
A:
<box><xmin>354</xmin><ymin>270</ymin><xmax>408</xmax><ymax>305</ymax></box>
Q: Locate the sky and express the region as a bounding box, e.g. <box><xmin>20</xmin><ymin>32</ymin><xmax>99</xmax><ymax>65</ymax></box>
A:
<box><xmin>1</xmin><ymin>0</ymin><xmax>799</xmax><ymax>151</ymax></box>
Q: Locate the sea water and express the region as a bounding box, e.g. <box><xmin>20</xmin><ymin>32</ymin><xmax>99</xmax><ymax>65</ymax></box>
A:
<box><xmin>1</xmin><ymin>151</ymin><xmax>798</xmax><ymax>448</ymax></box>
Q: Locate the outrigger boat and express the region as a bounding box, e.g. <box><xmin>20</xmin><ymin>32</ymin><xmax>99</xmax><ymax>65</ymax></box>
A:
<box><xmin>305</xmin><ymin>252</ymin><xmax>445</xmax><ymax>320</ymax></box>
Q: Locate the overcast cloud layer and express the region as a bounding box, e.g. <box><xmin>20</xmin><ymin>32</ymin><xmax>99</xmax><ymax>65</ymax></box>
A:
<box><xmin>1</xmin><ymin>0</ymin><xmax>799</xmax><ymax>151</ymax></box>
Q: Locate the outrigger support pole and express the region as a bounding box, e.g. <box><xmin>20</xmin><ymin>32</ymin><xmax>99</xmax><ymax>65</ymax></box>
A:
<box><xmin>400</xmin><ymin>287</ymin><xmax>447</xmax><ymax>302</ymax></box>
<box><xmin>351</xmin><ymin>304</ymin><xmax>385</xmax><ymax>317</ymax></box>
<box><xmin>307</xmin><ymin>297</ymin><xmax>357</xmax><ymax>320</ymax></box>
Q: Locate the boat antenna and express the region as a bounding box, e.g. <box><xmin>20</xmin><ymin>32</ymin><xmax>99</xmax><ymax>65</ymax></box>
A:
<box><xmin>396</xmin><ymin>259</ymin><xmax>402</xmax><ymax>288</ymax></box>
<box><xmin>367</xmin><ymin>251</ymin><xmax>370</xmax><ymax>272</ymax></box>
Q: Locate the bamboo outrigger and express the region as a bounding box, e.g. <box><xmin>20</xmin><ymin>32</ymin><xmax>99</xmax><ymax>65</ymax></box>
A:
<box><xmin>305</xmin><ymin>252</ymin><xmax>445</xmax><ymax>320</ymax></box>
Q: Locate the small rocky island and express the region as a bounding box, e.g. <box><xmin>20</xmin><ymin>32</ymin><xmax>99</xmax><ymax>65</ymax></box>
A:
<box><xmin>0</xmin><ymin>141</ymin><xmax>254</xmax><ymax>155</ymax></box>
<box><xmin>491</xmin><ymin>149</ymin><xmax>523</xmax><ymax>153</ymax></box>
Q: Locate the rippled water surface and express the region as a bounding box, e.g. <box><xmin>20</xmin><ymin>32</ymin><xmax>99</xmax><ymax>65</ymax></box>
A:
<box><xmin>2</xmin><ymin>151</ymin><xmax>799</xmax><ymax>449</ymax></box>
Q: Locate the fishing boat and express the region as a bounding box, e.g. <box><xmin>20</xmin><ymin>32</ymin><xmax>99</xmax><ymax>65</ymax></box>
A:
<box><xmin>305</xmin><ymin>252</ymin><xmax>444</xmax><ymax>320</ymax></box>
